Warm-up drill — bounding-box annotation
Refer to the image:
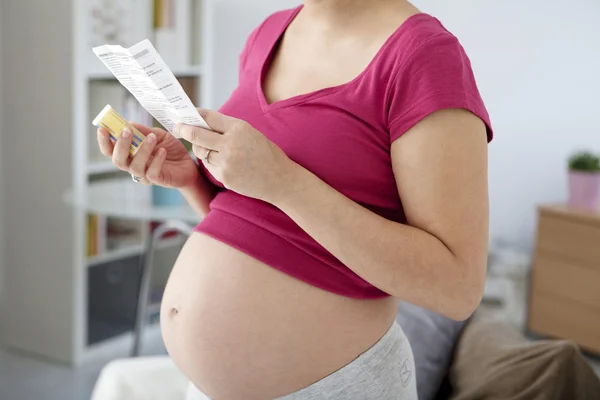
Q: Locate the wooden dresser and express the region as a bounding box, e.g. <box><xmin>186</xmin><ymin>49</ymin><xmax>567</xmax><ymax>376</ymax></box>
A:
<box><xmin>528</xmin><ymin>205</ymin><xmax>600</xmax><ymax>354</ymax></box>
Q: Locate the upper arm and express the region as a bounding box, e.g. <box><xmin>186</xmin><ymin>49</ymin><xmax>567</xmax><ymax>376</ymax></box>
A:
<box><xmin>391</xmin><ymin>109</ymin><xmax>489</xmax><ymax>274</ymax></box>
<box><xmin>387</xmin><ymin>29</ymin><xmax>492</xmax><ymax>275</ymax></box>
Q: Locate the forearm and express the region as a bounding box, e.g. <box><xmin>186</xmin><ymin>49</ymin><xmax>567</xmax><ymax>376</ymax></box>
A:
<box><xmin>272</xmin><ymin>165</ymin><xmax>483</xmax><ymax>320</ymax></box>
<box><xmin>179</xmin><ymin>168</ymin><xmax>217</xmax><ymax>219</ymax></box>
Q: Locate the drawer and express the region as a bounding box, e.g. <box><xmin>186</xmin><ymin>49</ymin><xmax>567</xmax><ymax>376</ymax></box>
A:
<box><xmin>531</xmin><ymin>252</ymin><xmax>600</xmax><ymax>311</ymax></box>
<box><xmin>528</xmin><ymin>292</ymin><xmax>600</xmax><ymax>354</ymax></box>
<box><xmin>536</xmin><ymin>213</ymin><xmax>600</xmax><ymax>269</ymax></box>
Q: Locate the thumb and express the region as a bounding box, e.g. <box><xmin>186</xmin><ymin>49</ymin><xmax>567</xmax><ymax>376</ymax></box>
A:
<box><xmin>197</xmin><ymin>109</ymin><xmax>237</xmax><ymax>133</ymax></box>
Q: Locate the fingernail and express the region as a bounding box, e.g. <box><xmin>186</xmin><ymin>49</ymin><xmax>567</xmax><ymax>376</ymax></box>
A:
<box><xmin>147</xmin><ymin>133</ymin><xmax>156</xmax><ymax>144</ymax></box>
<box><xmin>122</xmin><ymin>128</ymin><xmax>131</xmax><ymax>139</ymax></box>
<box><xmin>159</xmin><ymin>148</ymin><xmax>166</xmax><ymax>156</ymax></box>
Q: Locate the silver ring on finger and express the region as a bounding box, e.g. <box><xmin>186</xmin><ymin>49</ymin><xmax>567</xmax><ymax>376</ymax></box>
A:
<box><xmin>203</xmin><ymin>149</ymin><xmax>213</xmax><ymax>165</ymax></box>
<box><xmin>131</xmin><ymin>174</ymin><xmax>143</xmax><ymax>183</ymax></box>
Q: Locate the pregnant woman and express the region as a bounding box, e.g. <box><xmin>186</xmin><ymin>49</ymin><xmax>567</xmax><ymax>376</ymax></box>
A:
<box><xmin>97</xmin><ymin>1</ymin><xmax>492</xmax><ymax>399</ymax></box>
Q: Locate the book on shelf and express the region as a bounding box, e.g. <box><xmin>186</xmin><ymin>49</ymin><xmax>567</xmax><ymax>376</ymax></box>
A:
<box><xmin>106</xmin><ymin>218</ymin><xmax>144</xmax><ymax>250</ymax></box>
<box><xmin>87</xmin><ymin>214</ymin><xmax>107</xmax><ymax>257</ymax></box>
<box><xmin>178</xmin><ymin>76</ymin><xmax>198</xmax><ymax>102</ymax></box>
<box><xmin>87</xmin><ymin>215</ymin><xmax>144</xmax><ymax>258</ymax></box>
<box><xmin>152</xmin><ymin>0</ymin><xmax>192</xmax><ymax>69</ymax></box>
<box><xmin>87</xmin><ymin>215</ymin><xmax>97</xmax><ymax>257</ymax></box>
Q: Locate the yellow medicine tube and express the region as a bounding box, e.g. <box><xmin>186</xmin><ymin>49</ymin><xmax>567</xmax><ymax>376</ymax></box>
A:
<box><xmin>92</xmin><ymin>104</ymin><xmax>146</xmax><ymax>156</ymax></box>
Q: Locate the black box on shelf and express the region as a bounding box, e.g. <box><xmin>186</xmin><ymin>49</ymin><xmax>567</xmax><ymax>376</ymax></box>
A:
<box><xmin>87</xmin><ymin>255</ymin><xmax>141</xmax><ymax>346</ymax></box>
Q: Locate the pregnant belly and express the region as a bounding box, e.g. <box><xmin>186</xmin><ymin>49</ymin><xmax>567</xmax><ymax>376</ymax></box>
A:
<box><xmin>160</xmin><ymin>232</ymin><xmax>398</xmax><ymax>400</ymax></box>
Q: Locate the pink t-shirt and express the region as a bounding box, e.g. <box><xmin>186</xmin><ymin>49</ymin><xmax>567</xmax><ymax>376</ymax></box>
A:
<box><xmin>194</xmin><ymin>7</ymin><xmax>493</xmax><ymax>299</ymax></box>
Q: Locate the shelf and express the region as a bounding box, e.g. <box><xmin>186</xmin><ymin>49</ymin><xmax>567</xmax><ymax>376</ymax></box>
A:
<box><xmin>87</xmin><ymin>64</ymin><xmax>205</xmax><ymax>80</ymax></box>
<box><xmin>87</xmin><ymin>160</ymin><xmax>118</xmax><ymax>175</ymax></box>
<box><xmin>64</xmin><ymin>178</ymin><xmax>201</xmax><ymax>223</ymax></box>
<box><xmin>88</xmin><ymin>244</ymin><xmax>143</xmax><ymax>266</ymax></box>
<box><xmin>87</xmin><ymin>236</ymin><xmax>186</xmax><ymax>267</ymax></box>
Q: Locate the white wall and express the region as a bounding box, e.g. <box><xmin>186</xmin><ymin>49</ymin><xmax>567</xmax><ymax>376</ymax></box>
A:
<box><xmin>0</xmin><ymin>0</ymin><xmax>4</xmax><ymax>298</ymax></box>
<box><xmin>204</xmin><ymin>0</ymin><xmax>301</xmax><ymax>109</ymax></box>
<box><xmin>413</xmin><ymin>0</ymin><xmax>600</xmax><ymax>249</ymax></box>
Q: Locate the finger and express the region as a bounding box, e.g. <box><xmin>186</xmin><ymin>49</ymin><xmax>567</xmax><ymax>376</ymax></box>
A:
<box><xmin>177</xmin><ymin>125</ymin><xmax>222</xmax><ymax>150</ymax></box>
<box><xmin>146</xmin><ymin>148</ymin><xmax>167</xmax><ymax>184</ymax></box>
<box><xmin>197</xmin><ymin>109</ymin><xmax>238</xmax><ymax>133</ymax></box>
<box><xmin>193</xmin><ymin>144</ymin><xmax>220</xmax><ymax>166</ymax></box>
<box><xmin>130</xmin><ymin>123</ymin><xmax>167</xmax><ymax>138</ymax></box>
<box><xmin>97</xmin><ymin>128</ymin><xmax>115</xmax><ymax>157</ymax></box>
<box><xmin>128</xmin><ymin>133</ymin><xmax>157</xmax><ymax>178</ymax></box>
<box><xmin>112</xmin><ymin>127</ymin><xmax>133</xmax><ymax>170</ymax></box>
<box><xmin>191</xmin><ymin>144</ymin><xmax>207</xmax><ymax>160</ymax></box>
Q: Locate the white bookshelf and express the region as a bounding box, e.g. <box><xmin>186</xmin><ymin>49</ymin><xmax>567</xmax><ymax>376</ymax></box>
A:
<box><xmin>87</xmin><ymin>236</ymin><xmax>187</xmax><ymax>267</ymax></box>
<box><xmin>2</xmin><ymin>0</ymin><xmax>298</xmax><ymax>367</ymax></box>
<box><xmin>69</xmin><ymin>0</ymin><xmax>209</xmax><ymax>365</ymax></box>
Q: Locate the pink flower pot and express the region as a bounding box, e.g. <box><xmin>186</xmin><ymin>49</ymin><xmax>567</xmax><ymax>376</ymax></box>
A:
<box><xmin>568</xmin><ymin>171</ymin><xmax>600</xmax><ymax>210</ymax></box>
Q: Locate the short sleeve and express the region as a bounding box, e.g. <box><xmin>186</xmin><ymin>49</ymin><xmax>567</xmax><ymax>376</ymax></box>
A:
<box><xmin>387</xmin><ymin>32</ymin><xmax>493</xmax><ymax>143</ymax></box>
<box><xmin>238</xmin><ymin>24</ymin><xmax>263</xmax><ymax>80</ymax></box>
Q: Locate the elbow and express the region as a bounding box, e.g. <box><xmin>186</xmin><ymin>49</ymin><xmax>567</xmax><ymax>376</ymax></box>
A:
<box><xmin>443</xmin><ymin>292</ymin><xmax>482</xmax><ymax>322</ymax></box>
<box><xmin>440</xmin><ymin>263</ymin><xmax>486</xmax><ymax>322</ymax></box>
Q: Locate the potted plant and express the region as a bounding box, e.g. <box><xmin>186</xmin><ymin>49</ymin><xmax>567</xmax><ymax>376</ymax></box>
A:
<box><xmin>567</xmin><ymin>151</ymin><xmax>600</xmax><ymax>210</ymax></box>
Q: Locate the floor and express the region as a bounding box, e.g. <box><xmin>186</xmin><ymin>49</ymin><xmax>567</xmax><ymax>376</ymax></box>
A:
<box><xmin>1</xmin><ymin>283</ymin><xmax>600</xmax><ymax>400</ymax></box>
<box><xmin>0</xmin><ymin>326</ymin><xmax>168</xmax><ymax>400</ymax></box>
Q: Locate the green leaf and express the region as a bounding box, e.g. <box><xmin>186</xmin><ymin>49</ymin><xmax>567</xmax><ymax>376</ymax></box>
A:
<box><xmin>568</xmin><ymin>151</ymin><xmax>600</xmax><ymax>172</ymax></box>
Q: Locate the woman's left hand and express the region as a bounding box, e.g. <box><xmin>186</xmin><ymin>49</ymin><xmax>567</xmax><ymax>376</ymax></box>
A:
<box><xmin>174</xmin><ymin>109</ymin><xmax>297</xmax><ymax>203</ymax></box>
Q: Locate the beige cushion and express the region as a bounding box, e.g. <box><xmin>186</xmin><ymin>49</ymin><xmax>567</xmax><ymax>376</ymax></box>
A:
<box><xmin>448</xmin><ymin>320</ymin><xmax>600</xmax><ymax>400</ymax></box>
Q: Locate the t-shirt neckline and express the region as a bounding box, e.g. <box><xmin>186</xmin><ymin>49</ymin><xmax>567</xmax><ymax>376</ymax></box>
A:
<box><xmin>256</xmin><ymin>5</ymin><xmax>432</xmax><ymax>113</ymax></box>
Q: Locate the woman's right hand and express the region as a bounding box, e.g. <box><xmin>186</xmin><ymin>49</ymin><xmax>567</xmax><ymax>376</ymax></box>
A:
<box><xmin>97</xmin><ymin>124</ymin><xmax>199</xmax><ymax>189</ymax></box>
